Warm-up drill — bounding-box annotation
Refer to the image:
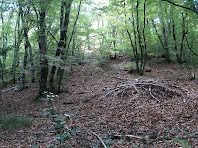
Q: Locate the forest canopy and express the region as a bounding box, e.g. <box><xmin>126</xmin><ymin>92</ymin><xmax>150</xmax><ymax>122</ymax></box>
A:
<box><xmin>0</xmin><ymin>0</ymin><xmax>198</xmax><ymax>93</ymax></box>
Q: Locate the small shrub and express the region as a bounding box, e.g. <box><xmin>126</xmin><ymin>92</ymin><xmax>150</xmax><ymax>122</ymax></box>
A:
<box><xmin>42</xmin><ymin>92</ymin><xmax>72</xmax><ymax>145</ymax></box>
<box><xmin>172</xmin><ymin>137</ymin><xmax>190</xmax><ymax>148</ymax></box>
<box><xmin>124</xmin><ymin>62</ymin><xmax>136</xmax><ymax>72</ymax></box>
<box><xmin>2</xmin><ymin>116</ymin><xmax>31</xmax><ymax>132</ymax></box>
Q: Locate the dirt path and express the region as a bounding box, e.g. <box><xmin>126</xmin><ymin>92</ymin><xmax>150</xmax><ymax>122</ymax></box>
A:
<box><xmin>0</xmin><ymin>58</ymin><xmax>198</xmax><ymax>147</ymax></box>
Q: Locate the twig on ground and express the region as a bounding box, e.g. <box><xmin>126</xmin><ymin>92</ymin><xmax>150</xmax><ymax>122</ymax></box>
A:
<box><xmin>159</xmin><ymin>70</ymin><xmax>174</xmax><ymax>74</ymax></box>
<box><xmin>148</xmin><ymin>86</ymin><xmax>161</xmax><ymax>103</ymax></box>
<box><xmin>91</xmin><ymin>132</ymin><xmax>108</xmax><ymax>148</ymax></box>
<box><xmin>114</xmin><ymin>134</ymin><xmax>144</xmax><ymax>140</ymax></box>
<box><xmin>98</xmin><ymin>87</ymin><xmax>120</xmax><ymax>100</ymax></box>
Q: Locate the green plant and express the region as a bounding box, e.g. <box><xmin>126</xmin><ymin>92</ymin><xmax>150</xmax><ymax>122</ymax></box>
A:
<box><xmin>2</xmin><ymin>116</ymin><xmax>31</xmax><ymax>132</ymax></box>
<box><xmin>172</xmin><ymin>137</ymin><xmax>190</xmax><ymax>148</ymax></box>
<box><xmin>42</xmin><ymin>92</ymin><xmax>72</xmax><ymax>145</ymax></box>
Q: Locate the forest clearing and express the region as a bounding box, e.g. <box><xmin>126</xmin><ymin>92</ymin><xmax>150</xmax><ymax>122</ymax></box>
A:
<box><xmin>0</xmin><ymin>0</ymin><xmax>198</xmax><ymax>147</ymax></box>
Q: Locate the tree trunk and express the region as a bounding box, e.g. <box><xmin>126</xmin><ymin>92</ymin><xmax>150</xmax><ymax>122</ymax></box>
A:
<box><xmin>136</xmin><ymin>0</ymin><xmax>147</xmax><ymax>75</ymax></box>
<box><xmin>49</xmin><ymin>1</ymin><xmax>68</xmax><ymax>91</ymax></box>
<box><xmin>160</xmin><ymin>1</ymin><xmax>171</xmax><ymax>62</ymax></box>
<box><xmin>29</xmin><ymin>42</ymin><xmax>35</xmax><ymax>83</ymax></box>
<box><xmin>171</xmin><ymin>5</ymin><xmax>178</xmax><ymax>61</ymax></box>
<box><xmin>39</xmin><ymin>1</ymin><xmax>48</xmax><ymax>94</ymax></box>
<box><xmin>12</xmin><ymin>12</ymin><xmax>23</xmax><ymax>84</ymax></box>
<box><xmin>126</xmin><ymin>0</ymin><xmax>139</xmax><ymax>73</ymax></box>
<box><xmin>179</xmin><ymin>13</ymin><xmax>187</xmax><ymax>63</ymax></box>
<box><xmin>20</xmin><ymin>5</ymin><xmax>33</xmax><ymax>88</ymax></box>
<box><xmin>142</xmin><ymin>0</ymin><xmax>147</xmax><ymax>73</ymax></box>
<box><xmin>1</xmin><ymin>8</ymin><xmax>6</xmax><ymax>69</ymax></box>
<box><xmin>112</xmin><ymin>26</ymin><xmax>116</xmax><ymax>49</ymax></box>
<box><xmin>0</xmin><ymin>5</ymin><xmax>7</xmax><ymax>82</ymax></box>
<box><xmin>49</xmin><ymin>0</ymin><xmax>73</xmax><ymax>93</ymax></box>
<box><xmin>57</xmin><ymin>0</ymin><xmax>80</xmax><ymax>93</ymax></box>
<box><xmin>136</xmin><ymin>1</ymin><xmax>144</xmax><ymax>75</ymax></box>
<box><xmin>151</xmin><ymin>19</ymin><xmax>164</xmax><ymax>49</ymax></box>
<box><xmin>0</xmin><ymin>58</ymin><xmax>6</xmax><ymax>87</ymax></box>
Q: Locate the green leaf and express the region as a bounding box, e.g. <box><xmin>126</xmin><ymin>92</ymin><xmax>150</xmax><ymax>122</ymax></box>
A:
<box><xmin>172</xmin><ymin>138</ymin><xmax>190</xmax><ymax>148</ymax></box>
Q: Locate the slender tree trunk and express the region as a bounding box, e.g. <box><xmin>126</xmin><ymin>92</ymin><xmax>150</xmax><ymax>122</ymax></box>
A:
<box><xmin>0</xmin><ymin>4</ymin><xmax>7</xmax><ymax>83</ymax></box>
<box><xmin>160</xmin><ymin>1</ymin><xmax>171</xmax><ymax>62</ymax></box>
<box><xmin>26</xmin><ymin>6</ymin><xmax>35</xmax><ymax>83</ymax></box>
<box><xmin>49</xmin><ymin>1</ymin><xmax>68</xmax><ymax>91</ymax></box>
<box><xmin>20</xmin><ymin>5</ymin><xmax>30</xmax><ymax>88</ymax></box>
<box><xmin>49</xmin><ymin>0</ymin><xmax>73</xmax><ymax>93</ymax></box>
<box><xmin>136</xmin><ymin>1</ymin><xmax>144</xmax><ymax>75</ymax></box>
<box><xmin>171</xmin><ymin>5</ymin><xmax>178</xmax><ymax>61</ymax></box>
<box><xmin>66</xmin><ymin>0</ymin><xmax>82</xmax><ymax>52</ymax></box>
<box><xmin>0</xmin><ymin>58</ymin><xmax>6</xmax><ymax>87</ymax></box>
<box><xmin>29</xmin><ymin>42</ymin><xmax>35</xmax><ymax>83</ymax></box>
<box><xmin>22</xmin><ymin>41</ymin><xmax>28</xmax><ymax>88</ymax></box>
<box><xmin>72</xmin><ymin>31</ymin><xmax>75</xmax><ymax>57</ymax></box>
<box><xmin>57</xmin><ymin>0</ymin><xmax>83</xmax><ymax>93</ymax></box>
<box><xmin>1</xmin><ymin>8</ymin><xmax>6</xmax><ymax>69</ymax></box>
<box><xmin>151</xmin><ymin>19</ymin><xmax>164</xmax><ymax>49</ymax></box>
<box><xmin>39</xmin><ymin>1</ymin><xmax>48</xmax><ymax>94</ymax></box>
<box><xmin>136</xmin><ymin>0</ymin><xmax>147</xmax><ymax>75</ymax></box>
<box><xmin>12</xmin><ymin>12</ymin><xmax>23</xmax><ymax>84</ymax></box>
<box><xmin>179</xmin><ymin>13</ymin><xmax>187</xmax><ymax>63</ymax></box>
<box><xmin>127</xmin><ymin>0</ymin><xmax>139</xmax><ymax>73</ymax></box>
<box><xmin>127</xmin><ymin>29</ymin><xmax>138</xmax><ymax>70</ymax></box>
<box><xmin>113</xmin><ymin>26</ymin><xmax>116</xmax><ymax>48</ymax></box>
<box><xmin>185</xmin><ymin>36</ymin><xmax>196</xmax><ymax>79</ymax></box>
<box><xmin>70</xmin><ymin>31</ymin><xmax>75</xmax><ymax>72</ymax></box>
<box><xmin>142</xmin><ymin>0</ymin><xmax>147</xmax><ymax>72</ymax></box>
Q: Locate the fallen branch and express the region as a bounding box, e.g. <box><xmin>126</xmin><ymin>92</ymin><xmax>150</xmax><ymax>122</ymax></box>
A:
<box><xmin>99</xmin><ymin>79</ymin><xmax>186</xmax><ymax>103</ymax></box>
<box><xmin>148</xmin><ymin>86</ymin><xmax>161</xmax><ymax>103</ymax></box>
<box><xmin>98</xmin><ymin>87</ymin><xmax>120</xmax><ymax>100</ymax></box>
<box><xmin>159</xmin><ymin>70</ymin><xmax>174</xmax><ymax>74</ymax></box>
<box><xmin>91</xmin><ymin>132</ymin><xmax>108</xmax><ymax>148</ymax></box>
<box><xmin>0</xmin><ymin>86</ymin><xmax>18</xmax><ymax>94</ymax></box>
<box><xmin>113</xmin><ymin>134</ymin><xmax>144</xmax><ymax>140</ymax></box>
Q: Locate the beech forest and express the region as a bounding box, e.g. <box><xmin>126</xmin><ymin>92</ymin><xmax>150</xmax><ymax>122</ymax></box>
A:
<box><xmin>0</xmin><ymin>0</ymin><xmax>198</xmax><ymax>147</ymax></box>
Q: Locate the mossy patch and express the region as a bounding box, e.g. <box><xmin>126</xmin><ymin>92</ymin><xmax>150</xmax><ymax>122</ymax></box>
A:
<box><xmin>2</xmin><ymin>116</ymin><xmax>31</xmax><ymax>132</ymax></box>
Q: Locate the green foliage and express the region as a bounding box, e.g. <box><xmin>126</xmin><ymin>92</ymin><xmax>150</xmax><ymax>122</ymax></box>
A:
<box><xmin>172</xmin><ymin>137</ymin><xmax>191</xmax><ymax>148</ymax></box>
<box><xmin>42</xmin><ymin>92</ymin><xmax>72</xmax><ymax>146</ymax></box>
<box><xmin>1</xmin><ymin>0</ymin><xmax>198</xmax><ymax>92</ymax></box>
<box><xmin>2</xmin><ymin>116</ymin><xmax>31</xmax><ymax>132</ymax></box>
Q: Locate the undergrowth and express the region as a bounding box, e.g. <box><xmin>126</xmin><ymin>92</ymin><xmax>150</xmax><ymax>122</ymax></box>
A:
<box><xmin>1</xmin><ymin>116</ymin><xmax>31</xmax><ymax>132</ymax></box>
<box><xmin>42</xmin><ymin>92</ymin><xmax>72</xmax><ymax>146</ymax></box>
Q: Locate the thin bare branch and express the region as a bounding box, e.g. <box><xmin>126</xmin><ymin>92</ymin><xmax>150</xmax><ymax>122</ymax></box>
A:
<box><xmin>162</xmin><ymin>0</ymin><xmax>198</xmax><ymax>14</ymax></box>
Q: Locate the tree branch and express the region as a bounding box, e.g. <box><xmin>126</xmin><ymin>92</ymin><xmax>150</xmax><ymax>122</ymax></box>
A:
<box><xmin>162</xmin><ymin>0</ymin><xmax>198</xmax><ymax>14</ymax></box>
<box><xmin>48</xmin><ymin>30</ymin><xmax>58</xmax><ymax>44</ymax></box>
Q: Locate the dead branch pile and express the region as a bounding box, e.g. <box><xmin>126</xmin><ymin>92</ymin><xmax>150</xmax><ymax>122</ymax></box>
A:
<box><xmin>99</xmin><ymin>79</ymin><xmax>186</xmax><ymax>103</ymax></box>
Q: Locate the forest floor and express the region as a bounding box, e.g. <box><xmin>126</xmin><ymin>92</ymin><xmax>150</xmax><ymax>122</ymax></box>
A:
<box><xmin>0</xmin><ymin>56</ymin><xmax>198</xmax><ymax>148</ymax></box>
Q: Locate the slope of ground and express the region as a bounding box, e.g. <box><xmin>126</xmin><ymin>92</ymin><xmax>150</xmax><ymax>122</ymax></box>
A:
<box><xmin>0</xmin><ymin>57</ymin><xmax>198</xmax><ymax>147</ymax></box>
